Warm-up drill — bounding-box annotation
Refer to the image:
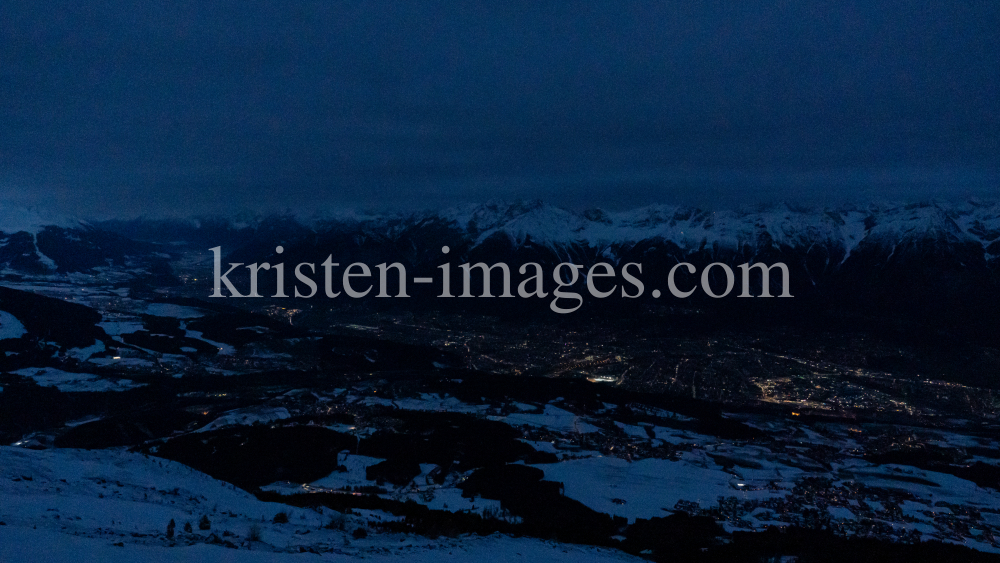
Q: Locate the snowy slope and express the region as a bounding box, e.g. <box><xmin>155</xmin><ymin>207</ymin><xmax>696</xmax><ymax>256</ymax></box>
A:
<box><xmin>0</xmin><ymin>446</ymin><xmax>641</xmax><ymax>562</ymax></box>
<box><xmin>0</xmin><ymin>202</ymin><xmax>83</xmax><ymax>235</ymax></box>
<box><xmin>0</xmin><ymin>526</ymin><xmax>641</xmax><ymax>563</ymax></box>
<box><xmin>0</xmin><ymin>310</ymin><xmax>27</xmax><ymax>339</ymax></box>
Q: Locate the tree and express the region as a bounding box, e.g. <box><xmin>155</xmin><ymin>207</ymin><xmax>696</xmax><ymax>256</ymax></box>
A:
<box><xmin>166</xmin><ymin>519</ymin><xmax>175</xmax><ymax>539</ymax></box>
<box><xmin>198</xmin><ymin>515</ymin><xmax>211</xmax><ymax>530</ymax></box>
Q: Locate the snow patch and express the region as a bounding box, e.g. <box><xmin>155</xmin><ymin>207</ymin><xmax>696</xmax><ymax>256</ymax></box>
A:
<box><xmin>0</xmin><ymin>310</ymin><xmax>27</xmax><ymax>340</ymax></box>
<box><xmin>11</xmin><ymin>367</ymin><xmax>146</xmax><ymax>393</ymax></box>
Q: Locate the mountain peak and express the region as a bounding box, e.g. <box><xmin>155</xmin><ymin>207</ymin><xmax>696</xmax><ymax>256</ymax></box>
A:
<box><xmin>0</xmin><ymin>202</ymin><xmax>85</xmax><ymax>235</ymax></box>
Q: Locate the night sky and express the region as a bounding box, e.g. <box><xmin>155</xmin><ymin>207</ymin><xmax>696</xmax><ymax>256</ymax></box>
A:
<box><xmin>2</xmin><ymin>1</ymin><xmax>998</xmax><ymax>217</ymax></box>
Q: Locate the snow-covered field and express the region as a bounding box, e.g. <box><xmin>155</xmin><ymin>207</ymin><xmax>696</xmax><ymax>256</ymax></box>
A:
<box><xmin>504</xmin><ymin>404</ymin><xmax>602</xmax><ymax>434</ymax></box>
<box><xmin>0</xmin><ymin>447</ymin><xmax>641</xmax><ymax>562</ymax></box>
<box><xmin>0</xmin><ymin>526</ymin><xmax>641</xmax><ymax>563</ymax></box>
<box><xmin>195</xmin><ymin>407</ymin><xmax>292</xmax><ymax>433</ymax></box>
<box><xmin>11</xmin><ymin>367</ymin><xmax>145</xmax><ymax>393</ymax></box>
<box><xmin>530</xmin><ymin>454</ymin><xmax>778</xmax><ymax>522</ymax></box>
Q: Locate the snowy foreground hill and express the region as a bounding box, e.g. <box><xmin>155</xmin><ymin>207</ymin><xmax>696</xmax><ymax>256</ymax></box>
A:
<box><xmin>0</xmin><ymin>446</ymin><xmax>638</xmax><ymax>562</ymax></box>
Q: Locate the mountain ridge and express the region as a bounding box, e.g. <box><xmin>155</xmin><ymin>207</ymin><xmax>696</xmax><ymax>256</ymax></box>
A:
<box><xmin>88</xmin><ymin>199</ymin><xmax>1000</xmax><ymax>260</ymax></box>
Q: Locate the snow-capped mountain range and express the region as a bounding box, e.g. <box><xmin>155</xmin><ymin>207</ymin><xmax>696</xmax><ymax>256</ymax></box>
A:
<box><xmin>2</xmin><ymin>198</ymin><xmax>998</xmax><ymax>269</ymax></box>
<box><xmin>1</xmin><ymin>199</ymin><xmax>999</xmax><ymax>327</ymax></box>
<box><xmin>427</xmin><ymin>200</ymin><xmax>1000</xmax><ymax>258</ymax></box>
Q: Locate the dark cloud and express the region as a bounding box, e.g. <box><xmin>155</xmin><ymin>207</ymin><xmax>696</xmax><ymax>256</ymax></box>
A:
<box><xmin>2</xmin><ymin>1</ymin><xmax>998</xmax><ymax>217</ymax></box>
